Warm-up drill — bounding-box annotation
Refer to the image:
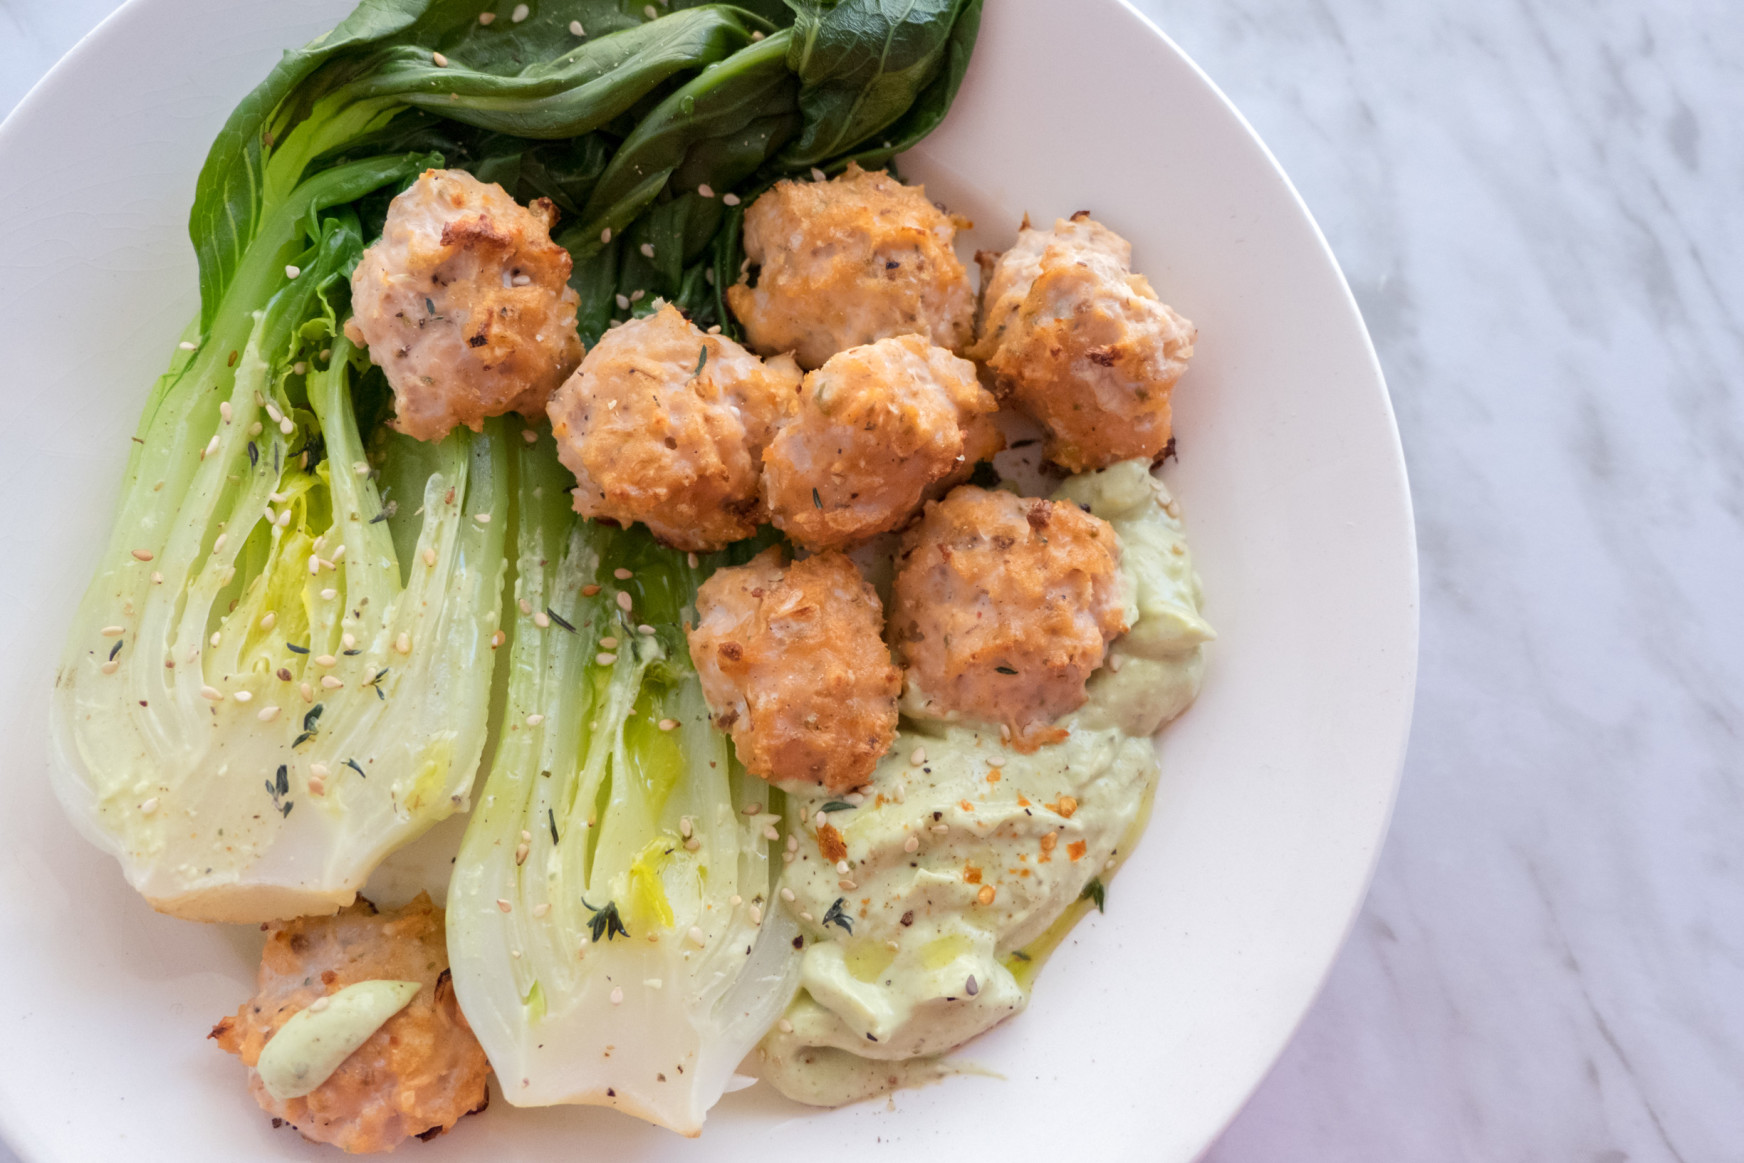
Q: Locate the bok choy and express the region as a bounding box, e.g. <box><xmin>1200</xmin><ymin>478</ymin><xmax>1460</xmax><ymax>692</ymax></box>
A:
<box><xmin>448</xmin><ymin>436</ymin><xmax>797</xmax><ymax>1133</ymax></box>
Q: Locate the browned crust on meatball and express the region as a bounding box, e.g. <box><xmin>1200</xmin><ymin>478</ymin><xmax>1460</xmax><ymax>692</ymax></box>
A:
<box><xmin>209</xmin><ymin>893</ymin><xmax>492</xmax><ymax>1154</ymax></box>
<box><xmin>968</xmin><ymin>213</ymin><xmax>1196</xmax><ymax>472</ymax></box>
<box><xmin>726</xmin><ymin>163</ymin><xmax>975</xmax><ymax>370</ymax></box>
<box><xmin>348</xmin><ymin>169</ymin><xmax>583</xmax><ymax>443</ymax></box>
<box><xmin>891</xmin><ymin>486</ymin><xmax>1127</xmax><ymax>750</ymax></box>
<box><xmin>762</xmin><ymin>335</ymin><xmax>996</xmax><ymax>551</ymax></box>
<box><xmin>688</xmin><ymin>548</ymin><xmax>900</xmax><ymax>791</ymax></box>
<box><xmin>547</xmin><ymin>303</ymin><xmax>800</xmax><ymax>551</ymax></box>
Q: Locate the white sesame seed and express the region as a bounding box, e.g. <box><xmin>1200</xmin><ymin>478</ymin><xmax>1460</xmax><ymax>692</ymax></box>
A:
<box><xmin>987</xmin><ymin>755</ymin><xmax>1005</xmax><ymax>767</ymax></box>
<box><xmin>838</xmin><ymin>879</ymin><xmax>856</xmax><ymax>890</ymax></box>
<box><xmin>490</xmin><ymin>629</ymin><xmax>506</xmax><ymax>649</ymax></box>
<box><xmin>474</xmin><ymin>512</ymin><xmax>491</xmax><ymax>523</ymax></box>
<box><xmin>279</xmin><ymin>417</ymin><xmax>295</xmax><ymax>436</ymax></box>
<box><xmin>315</xmin><ymin>654</ymin><xmax>337</xmax><ymax>668</ymax></box>
<box><xmin>522</xmin><ymin>428</ymin><xmax>538</xmax><ymax>444</ymax></box>
<box><xmin>722</xmin><ymin>193</ymin><xmax>742</xmax><ymax>208</ymax></box>
<box><xmin>786</xmin><ymin>834</ymin><xmax>798</xmax><ymax>852</ymax></box>
<box><xmin>201</xmin><ymin>434</ymin><xmax>220</xmax><ymax>459</ymax></box>
<box><xmin>777</xmin><ymin>1018</ymin><xmax>793</xmax><ymax>1034</ymax></box>
<box><xmin>904</xmin><ymin>835</ymin><xmax>920</xmax><ymax>853</ymax></box>
<box><xmin>497</xmin><ymin>898</ymin><xmax>513</xmax><ymax>912</ymax></box>
<box><xmin>569</xmin><ymin>19</ymin><xmax>585</xmax><ymax>35</ymax></box>
<box><xmin>780</xmin><ymin>887</ymin><xmax>796</xmax><ymax>903</ymax></box>
<box><xmin>131</xmin><ymin>548</ymin><xmax>154</xmax><ymax>562</ymax></box>
<box><xmin>638</xmin><ymin>623</ymin><xmax>656</xmax><ymax>635</ymax></box>
<box><xmin>596</xmin><ymin>652</ymin><xmax>617</xmax><ymax>666</ymax></box>
<box><xmin>320</xmin><ymin>588</ymin><xmax>337</xmax><ymax>601</ymax></box>
<box><xmin>178</xmin><ymin>341</ymin><xmax>197</xmax><ymax>351</ymax></box>
<box><xmin>341</xmin><ymin>632</ymin><xmax>355</xmax><ymax>650</ymax></box>
<box><xmin>151</xmin><ymin>571</ymin><xmax>163</xmax><ymax>584</ymax></box>
<box><xmin>763</xmin><ymin>825</ymin><xmax>779</xmax><ymax>841</ymax></box>
<box><xmin>684</xmin><ymin>836</ymin><xmax>701</xmax><ymax>851</ymax></box>
<box><xmin>257</xmin><ymin>705</ymin><xmax>280</xmax><ymax>722</ymax></box>
<box><xmin>307</xmin><ymin>995</ymin><xmax>330</xmax><ymax>1013</ymax></box>
<box><xmin>431</xmin><ymin>50</ymin><xmax>448</xmax><ymax>67</ymax></box>
<box><xmin>533</xmin><ymin>611</ymin><xmax>551</xmax><ymax>628</ymax></box>
<box><xmin>599</xmin><ymin>636</ymin><xmax>619</xmax><ymax>649</ymax></box>
<box><xmin>519</xmin><ymin>599</ymin><xmax>533</xmax><ymax>616</ymax></box>
<box><xmin>233</xmin><ymin>690</ymin><xmax>254</xmax><ymax>704</ymax></box>
<box><xmin>811</xmin><ymin>167</ymin><xmax>826</xmax><ymax>182</ymax></box>
<box><xmin>751</xmin><ymin>29</ymin><xmax>764</xmax><ymax>40</ymax></box>
<box><xmin>910</xmin><ymin>747</ymin><xmax>927</xmax><ymax>765</ymax></box>
<box><xmin>300</xmin><ymin>682</ymin><xmax>314</xmax><ymax>703</ymax></box>
<box><xmin>687</xmin><ymin>552</ymin><xmax>699</xmax><ymax>568</ymax></box>
<box><xmin>613</xmin><ymin>568</ymin><xmax>634</xmax><ymax>581</ymax></box>
<box><xmin>799</xmin><ymin>910</ymin><xmax>812</xmax><ymax>921</ymax></box>
<box><xmin>610</xmin><ymin>986</ymin><xmax>624</xmax><ymax>1004</ymax></box>
<box><xmin>259</xmin><ymin>612</ymin><xmax>276</xmax><ymax>631</ymax></box>
<box><xmin>395</xmin><ymin>632</ymin><xmax>412</xmax><ymax>655</ymax></box>
<box><xmin>321</xmin><ymin>676</ymin><xmax>343</xmax><ymax>689</ymax></box>
<box><xmin>644</xmin><ymin>3</ymin><xmax>657</xmax><ymax>16</ymax></box>
<box><xmin>697</xmin><ymin>183</ymin><xmax>714</xmax><ymax>199</ymax></box>
<box><xmin>478</xmin><ymin>10</ymin><xmax>495</xmax><ymax>23</ymax></box>
<box><xmin>783</xmin><ymin>851</ymin><xmax>795</xmax><ymax>863</ymax></box>
<box><xmin>639</xmin><ymin>242</ymin><xmax>655</xmax><ymax>258</ymax></box>
<box><xmin>511</xmin><ymin>3</ymin><xmax>528</xmax><ymax>20</ymax></box>
<box><xmin>285</xmin><ymin>264</ymin><xmax>301</xmax><ymax>279</ymax></box>
<box><xmin>200</xmin><ymin>685</ymin><xmax>223</xmax><ymax>701</ymax></box>
<box><xmin>743</xmin><ymin>803</ymin><xmax>763</xmax><ymax>815</ymax></box>
<box><xmin>704</xmin><ymin>267</ymin><xmax>716</xmax><ymax>285</ymax></box>
<box><xmin>526</xmin><ymin>713</ymin><xmax>544</xmax><ymax>726</ymax></box>
<box><xmin>219</xmin><ymin>401</ymin><xmax>233</xmax><ymax>424</ymax></box>
<box><xmin>265</xmin><ymin>403</ymin><xmax>283</xmax><ymax>423</ymax></box>
<box><xmin>532</xmin><ymin>902</ymin><xmax>550</xmax><ymax>917</ymax></box>
<box><xmin>100</xmin><ymin>660</ymin><xmax>119</xmax><ymax>675</ymax></box>
<box><xmin>276</xmin><ymin>509</ymin><xmax>292</xmax><ymax>528</ymax></box>
<box><xmin>749</xmin><ymin>905</ymin><xmax>762</xmax><ymax>925</ymax></box>
<box><xmin>515</xmin><ymin>842</ymin><xmax>529</xmax><ymax>865</ymax></box>
<box><xmin>933</xmin><ymin>823</ymin><xmax>950</xmax><ymax>834</ymax></box>
<box><xmin>600</xmin><ymin>227</ymin><xmax>612</xmax><ymax>244</ymax></box>
<box><xmin>293</xmin><ymin>362</ymin><xmax>308</xmax><ymax>376</ymax></box>
<box><xmin>658</xmin><ymin>718</ymin><xmax>677</xmax><ymax>732</ymax></box>
<box><xmin>615</xmin><ymin>591</ymin><xmax>633</xmax><ymax>612</ymax></box>
<box><xmin>629</xmin><ymin>288</ymin><xmax>644</xmax><ymax>302</ymax></box>
<box><xmin>139</xmin><ymin>797</ymin><xmax>159</xmax><ymax>815</ymax></box>
<box><xmin>615</xmin><ymin>293</ymin><xmax>630</xmax><ymax>310</ymax></box>
<box><xmin>686</xmin><ymin>926</ymin><xmax>706</xmax><ymax>947</ymax></box>
<box><xmin>422</xmin><ymin>547</ymin><xmax>437</xmax><ymax>566</ymax></box>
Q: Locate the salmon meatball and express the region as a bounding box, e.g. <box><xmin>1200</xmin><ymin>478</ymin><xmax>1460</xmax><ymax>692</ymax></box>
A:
<box><xmin>688</xmin><ymin>548</ymin><xmax>899</xmax><ymax>792</ymax></box>
<box><xmin>548</xmin><ymin>303</ymin><xmax>800</xmax><ymax>551</ymax></box>
<box><xmin>210</xmin><ymin>893</ymin><xmax>491</xmax><ymax>1154</ymax></box>
<box><xmin>347</xmin><ymin>168</ymin><xmax>583</xmax><ymax>442</ymax></box>
<box><xmin>891</xmin><ymin>486</ymin><xmax>1127</xmax><ymax>750</ymax></box>
<box><xmin>969</xmin><ymin>212</ymin><xmax>1196</xmax><ymax>471</ymax></box>
<box><xmin>762</xmin><ymin>335</ymin><xmax>995</xmax><ymax>551</ymax></box>
<box><xmin>726</xmin><ymin>163</ymin><xmax>975</xmax><ymax>370</ymax></box>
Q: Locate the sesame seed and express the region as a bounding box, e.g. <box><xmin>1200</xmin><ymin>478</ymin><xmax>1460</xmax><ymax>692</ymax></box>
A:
<box><xmin>422</xmin><ymin>547</ymin><xmax>437</xmax><ymax>566</ymax></box>
<box><xmin>258</xmin><ymin>705</ymin><xmax>280</xmax><ymax>722</ymax></box>
<box><xmin>321</xmin><ymin>676</ymin><xmax>343</xmax><ymax>689</ymax></box>
<box><xmin>300</xmin><ymin>682</ymin><xmax>314</xmax><ymax>703</ymax></box>
<box><xmin>680</xmin><ymin>817</ymin><xmax>693</xmax><ymax>838</ymax></box>
<box><xmin>276</xmin><ymin>509</ymin><xmax>292</xmax><ymax>528</ymax></box>
<box><xmin>490</xmin><ymin>630</ymin><xmax>505</xmax><ymax>649</ymax></box>
<box><xmin>532</xmin><ymin>902</ymin><xmax>550</xmax><ymax>918</ymax></box>
<box><xmin>777</xmin><ymin>1018</ymin><xmax>793</xmax><ymax>1034</ymax></box>
<box><xmin>987</xmin><ymin>755</ymin><xmax>1005</xmax><ymax>767</ymax></box>
<box><xmin>312</xmin><ymin>654</ymin><xmax>335</xmax><ymax>668</ymax></box>
<box><xmin>600</xmin><ymin>227</ymin><xmax>612</xmax><ymax>244</ymax></box>
<box><xmin>780</xmin><ymin>887</ymin><xmax>796</xmax><ymax>902</ymax></box>
<box><xmin>320</xmin><ymin>588</ymin><xmax>337</xmax><ymax>601</ymax></box>
<box><xmin>687</xmin><ymin>926</ymin><xmax>706</xmax><ymax>946</ymax></box>
<box><xmin>933</xmin><ymin>823</ymin><xmax>949</xmax><ymax>834</ymax></box>
<box><xmin>838</xmin><ymin>878</ymin><xmax>856</xmax><ymax>890</ymax></box>
<box><xmin>478</xmin><ymin>11</ymin><xmax>495</xmax><ymax>23</ymax></box>
<box><xmin>786</xmin><ymin>835</ymin><xmax>798</xmax><ymax>852</ymax></box>
<box><xmin>799</xmin><ymin>911</ymin><xmax>813</xmax><ymax>922</ymax></box>
<box><xmin>596</xmin><ymin>652</ymin><xmax>617</xmax><ymax>666</ymax></box>
<box><xmin>431</xmin><ymin>50</ymin><xmax>448</xmax><ymax>67</ymax></box>
<box><xmin>341</xmin><ymin>632</ymin><xmax>355</xmax><ymax>650</ymax></box>
<box><xmin>294</xmin><ymin>363</ymin><xmax>309</xmax><ymax>377</ymax></box>
<box><xmin>749</xmin><ymin>905</ymin><xmax>762</xmax><ymax>925</ymax></box>
<box><xmin>199</xmin><ymin>685</ymin><xmax>223</xmax><ymax>701</ymax></box>
<box><xmin>533</xmin><ymin>611</ymin><xmax>551</xmax><ymax>628</ymax></box>
<box><xmin>285</xmin><ymin>264</ymin><xmax>301</xmax><ymax>279</ymax></box>
<box><xmin>644</xmin><ymin>3</ymin><xmax>656</xmax><ymax>16</ymax></box>
<box><xmin>515</xmin><ymin>842</ymin><xmax>529</xmax><ymax>864</ymax></box>
<box><xmin>474</xmin><ymin>512</ymin><xmax>491</xmax><ymax>524</ymax></box>
<box><xmin>569</xmin><ymin>19</ymin><xmax>585</xmax><ymax>35</ymax></box>
<box><xmin>743</xmin><ymin>803</ymin><xmax>763</xmax><ymax>815</ymax></box>
<box><xmin>639</xmin><ymin>242</ymin><xmax>655</xmax><ymax>258</ymax></box>
<box><xmin>751</xmin><ymin>29</ymin><xmax>764</xmax><ymax>40</ymax></box>
<box><xmin>522</xmin><ymin>428</ymin><xmax>538</xmax><ymax>444</ymax></box>
<box><xmin>526</xmin><ymin>713</ymin><xmax>544</xmax><ymax>726</ymax></box>
<box><xmin>763</xmin><ymin>825</ymin><xmax>779</xmax><ymax>841</ymax></box>
<box><xmin>131</xmin><ymin>548</ymin><xmax>154</xmax><ymax>561</ymax></box>
<box><xmin>615</xmin><ymin>591</ymin><xmax>632</xmax><ymax>612</ymax></box>
<box><xmin>610</xmin><ymin>986</ymin><xmax>623</xmax><ymax>1004</ymax></box>
<box><xmin>835</xmin><ymin>860</ymin><xmax>849</xmax><ymax>875</ymax></box>
<box><xmin>497</xmin><ymin>898</ymin><xmax>513</xmax><ymax>912</ymax></box>
<box><xmin>395</xmin><ymin>632</ymin><xmax>412</xmax><ymax>654</ymax></box>
<box><xmin>511</xmin><ymin>3</ymin><xmax>528</xmax><ymax>20</ymax></box>
<box><xmin>139</xmin><ymin>797</ymin><xmax>159</xmax><ymax>815</ymax></box>
<box><xmin>233</xmin><ymin>690</ymin><xmax>254</xmax><ymax>704</ymax></box>
<box><xmin>658</xmin><ymin>718</ymin><xmax>677</xmax><ymax>731</ymax></box>
<box><xmin>910</xmin><ymin>747</ymin><xmax>927</xmax><ymax>765</ymax></box>
<box><xmin>151</xmin><ymin>571</ymin><xmax>163</xmax><ymax>584</ymax></box>
<box><xmin>178</xmin><ymin>341</ymin><xmax>197</xmax><ymax>351</ymax></box>
<box><xmin>100</xmin><ymin>660</ymin><xmax>119</xmax><ymax>675</ymax></box>
<box><xmin>629</xmin><ymin>289</ymin><xmax>645</xmax><ymax>302</ymax></box>
<box><xmin>615</xmin><ymin>293</ymin><xmax>629</xmax><ymax>310</ymax></box>
<box><xmin>599</xmin><ymin>636</ymin><xmax>619</xmax><ymax>649</ymax></box>
<box><xmin>581</xmin><ymin>584</ymin><xmax>600</xmax><ymax>597</ymax></box>
<box><xmin>101</xmin><ymin>625</ymin><xmax>125</xmax><ymax>638</ymax></box>
<box><xmin>518</xmin><ymin>599</ymin><xmax>533</xmax><ymax>616</ymax></box>
<box><xmin>811</xmin><ymin>167</ymin><xmax>826</xmax><ymax>182</ymax></box>
<box><xmin>697</xmin><ymin>183</ymin><xmax>714</xmax><ymax>199</ymax></box>
<box><xmin>219</xmin><ymin>401</ymin><xmax>232</xmax><ymax>424</ymax></box>
<box><xmin>308</xmin><ymin>996</ymin><xmax>330</xmax><ymax>1013</ymax></box>
<box><xmin>638</xmin><ymin>623</ymin><xmax>656</xmax><ymax>635</ymax></box>
<box><xmin>685</xmin><ymin>837</ymin><xmax>701</xmax><ymax>851</ymax></box>
<box><xmin>965</xmin><ymin>975</ymin><xmax>979</xmax><ymax>996</ymax></box>
<box><xmin>783</xmin><ymin>851</ymin><xmax>795</xmax><ymax>863</ymax></box>
<box><xmin>279</xmin><ymin>417</ymin><xmax>294</xmax><ymax>436</ymax></box>
<box><xmin>722</xmin><ymin>192</ymin><xmax>741</xmax><ymax>207</ymax></box>
<box><xmin>904</xmin><ymin>835</ymin><xmax>920</xmax><ymax>853</ymax></box>
<box><xmin>201</xmin><ymin>434</ymin><xmax>220</xmax><ymax>459</ymax></box>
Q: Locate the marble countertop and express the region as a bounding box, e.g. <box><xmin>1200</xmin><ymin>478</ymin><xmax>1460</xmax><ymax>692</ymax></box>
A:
<box><xmin>4</xmin><ymin>0</ymin><xmax>1739</xmax><ymax>1159</ymax></box>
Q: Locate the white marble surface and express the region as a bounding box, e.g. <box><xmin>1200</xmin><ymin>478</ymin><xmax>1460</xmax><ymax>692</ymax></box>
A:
<box><xmin>4</xmin><ymin>0</ymin><xmax>1741</xmax><ymax>1159</ymax></box>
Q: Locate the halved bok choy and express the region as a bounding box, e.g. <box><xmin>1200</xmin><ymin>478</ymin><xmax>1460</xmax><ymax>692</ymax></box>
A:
<box><xmin>448</xmin><ymin>435</ymin><xmax>798</xmax><ymax>1135</ymax></box>
<box><xmin>50</xmin><ymin>168</ymin><xmax>510</xmax><ymax>922</ymax></box>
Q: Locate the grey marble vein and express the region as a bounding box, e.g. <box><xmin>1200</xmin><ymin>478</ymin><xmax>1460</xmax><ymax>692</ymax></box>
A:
<box><xmin>4</xmin><ymin>0</ymin><xmax>1742</xmax><ymax>1159</ymax></box>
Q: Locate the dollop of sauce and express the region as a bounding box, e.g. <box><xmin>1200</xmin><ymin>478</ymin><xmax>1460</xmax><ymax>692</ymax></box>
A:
<box><xmin>760</xmin><ymin>459</ymin><xmax>1213</xmax><ymax>1105</ymax></box>
<box><xmin>255</xmin><ymin>979</ymin><xmax>422</xmax><ymax>1101</ymax></box>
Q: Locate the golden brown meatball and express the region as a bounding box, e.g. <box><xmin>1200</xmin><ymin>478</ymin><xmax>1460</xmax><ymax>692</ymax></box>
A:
<box><xmin>726</xmin><ymin>163</ymin><xmax>974</xmax><ymax>370</ymax></box>
<box><xmin>209</xmin><ymin>893</ymin><xmax>491</xmax><ymax>1154</ymax></box>
<box><xmin>347</xmin><ymin>168</ymin><xmax>583</xmax><ymax>443</ymax></box>
<box><xmin>968</xmin><ymin>212</ymin><xmax>1196</xmax><ymax>472</ymax></box>
<box><xmin>688</xmin><ymin>548</ymin><xmax>899</xmax><ymax>792</ymax></box>
<box><xmin>547</xmin><ymin>303</ymin><xmax>800</xmax><ymax>551</ymax></box>
<box><xmin>891</xmin><ymin>486</ymin><xmax>1127</xmax><ymax>750</ymax></box>
<box><xmin>762</xmin><ymin>335</ymin><xmax>995</xmax><ymax>551</ymax></box>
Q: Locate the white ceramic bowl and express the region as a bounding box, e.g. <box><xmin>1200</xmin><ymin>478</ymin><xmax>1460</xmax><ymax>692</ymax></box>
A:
<box><xmin>0</xmin><ymin>1</ymin><xmax>1417</xmax><ymax>1159</ymax></box>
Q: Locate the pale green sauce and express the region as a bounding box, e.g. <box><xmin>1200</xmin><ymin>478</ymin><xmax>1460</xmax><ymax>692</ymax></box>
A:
<box><xmin>255</xmin><ymin>979</ymin><xmax>422</xmax><ymax>1101</ymax></box>
<box><xmin>760</xmin><ymin>460</ymin><xmax>1212</xmax><ymax>1106</ymax></box>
